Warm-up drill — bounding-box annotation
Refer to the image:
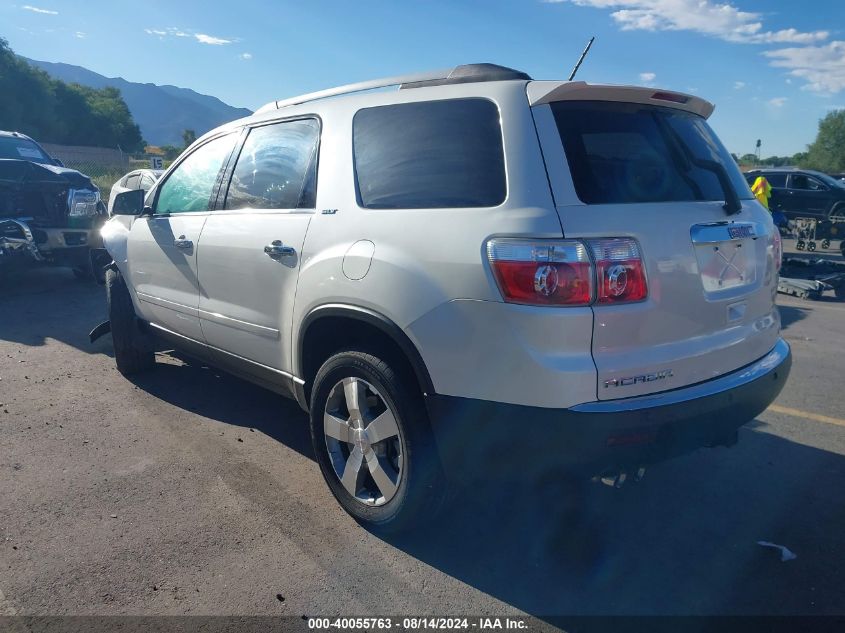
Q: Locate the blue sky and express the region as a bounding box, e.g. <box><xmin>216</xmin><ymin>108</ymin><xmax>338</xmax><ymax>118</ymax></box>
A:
<box><xmin>3</xmin><ymin>0</ymin><xmax>844</xmax><ymax>156</ymax></box>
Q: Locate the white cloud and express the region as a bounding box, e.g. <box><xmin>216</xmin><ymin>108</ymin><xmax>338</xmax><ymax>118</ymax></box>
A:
<box><xmin>194</xmin><ymin>33</ymin><xmax>232</xmax><ymax>45</ymax></box>
<box><xmin>639</xmin><ymin>71</ymin><xmax>656</xmax><ymax>82</ymax></box>
<box><xmin>544</xmin><ymin>0</ymin><xmax>839</xmax><ymax>93</ymax></box>
<box><xmin>764</xmin><ymin>41</ymin><xmax>845</xmax><ymax>93</ymax></box>
<box><xmin>734</xmin><ymin>81</ymin><xmax>746</xmax><ymax>89</ymax></box>
<box><xmin>145</xmin><ymin>27</ymin><xmax>235</xmax><ymax>46</ymax></box>
<box><xmin>547</xmin><ymin>1</ymin><xmax>827</xmax><ymax>45</ymax></box>
<box><xmin>74</xmin><ymin>31</ymin><xmax>86</xmax><ymax>39</ymax></box>
<box><xmin>22</xmin><ymin>5</ymin><xmax>58</xmax><ymax>15</ymax></box>
<box><xmin>239</xmin><ymin>52</ymin><xmax>253</xmax><ymax>60</ymax></box>
<box><xmin>767</xmin><ymin>97</ymin><xmax>787</xmax><ymax>107</ymax></box>
<box><xmin>145</xmin><ymin>27</ymin><xmax>190</xmax><ymax>38</ymax></box>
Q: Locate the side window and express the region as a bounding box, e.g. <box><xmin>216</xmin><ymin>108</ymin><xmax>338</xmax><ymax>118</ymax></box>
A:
<box><xmin>766</xmin><ymin>174</ymin><xmax>787</xmax><ymax>188</ymax></box>
<box><xmin>140</xmin><ymin>174</ymin><xmax>156</xmax><ymax>190</ymax></box>
<box><xmin>224</xmin><ymin>119</ymin><xmax>320</xmax><ymax>210</ymax></box>
<box><xmin>155</xmin><ymin>134</ymin><xmax>237</xmax><ymax>214</ymax></box>
<box><xmin>124</xmin><ymin>174</ymin><xmax>141</xmax><ymax>189</ymax></box>
<box><xmin>352</xmin><ymin>99</ymin><xmax>506</xmax><ymax>209</ymax></box>
<box><xmin>789</xmin><ymin>174</ymin><xmax>826</xmax><ymax>191</ymax></box>
<box><xmin>806</xmin><ymin>177</ymin><xmax>827</xmax><ymax>191</ymax></box>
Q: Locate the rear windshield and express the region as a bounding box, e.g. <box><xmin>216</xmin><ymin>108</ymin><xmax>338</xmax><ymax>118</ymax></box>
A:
<box><xmin>0</xmin><ymin>136</ymin><xmax>52</xmax><ymax>164</ymax></box>
<box><xmin>550</xmin><ymin>101</ymin><xmax>752</xmax><ymax>205</ymax></box>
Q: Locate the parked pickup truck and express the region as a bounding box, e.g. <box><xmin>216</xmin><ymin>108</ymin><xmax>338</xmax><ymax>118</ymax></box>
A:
<box><xmin>0</xmin><ymin>130</ymin><xmax>106</xmax><ymax>278</ymax></box>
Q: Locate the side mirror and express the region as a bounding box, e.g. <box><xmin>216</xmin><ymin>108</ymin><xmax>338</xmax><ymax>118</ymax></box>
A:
<box><xmin>112</xmin><ymin>189</ymin><xmax>146</xmax><ymax>215</ymax></box>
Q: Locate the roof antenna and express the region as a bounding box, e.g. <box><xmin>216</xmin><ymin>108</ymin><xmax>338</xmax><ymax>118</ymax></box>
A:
<box><xmin>568</xmin><ymin>36</ymin><xmax>595</xmax><ymax>81</ymax></box>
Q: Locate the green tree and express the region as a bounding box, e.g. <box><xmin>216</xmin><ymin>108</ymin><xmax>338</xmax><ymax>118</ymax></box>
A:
<box><xmin>805</xmin><ymin>110</ymin><xmax>845</xmax><ymax>173</ymax></box>
<box><xmin>0</xmin><ymin>37</ymin><xmax>56</xmax><ymax>138</ymax></box>
<box><xmin>182</xmin><ymin>129</ymin><xmax>197</xmax><ymax>148</ymax></box>
<box><xmin>160</xmin><ymin>145</ymin><xmax>182</xmax><ymax>160</ymax></box>
<box><xmin>792</xmin><ymin>151</ymin><xmax>809</xmax><ymax>166</ymax></box>
<box><xmin>759</xmin><ymin>155</ymin><xmax>793</xmax><ymax>167</ymax></box>
<box><xmin>0</xmin><ymin>37</ymin><xmax>144</xmax><ymax>151</ymax></box>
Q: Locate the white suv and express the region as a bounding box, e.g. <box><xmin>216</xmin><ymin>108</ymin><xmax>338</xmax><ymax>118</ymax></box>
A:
<box><xmin>97</xmin><ymin>64</ymin><xmax>791</xmax><ymax>531</ymax></box>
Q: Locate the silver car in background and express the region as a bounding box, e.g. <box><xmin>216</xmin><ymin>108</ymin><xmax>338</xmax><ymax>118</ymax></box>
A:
<box><xmin>107</xmin><ymin>169</ymin><xmax>162</xmax><ymax>215</ymax></box>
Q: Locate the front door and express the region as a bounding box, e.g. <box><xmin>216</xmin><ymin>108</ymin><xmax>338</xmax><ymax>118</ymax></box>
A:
<box><xmin>786</xmin><ymin>173</ymin><xmax>831</xmax><ymax>219</ymax></box>
<box><xmin>126</xmin><ymin>133</ymin><xmax>238</xmax><ymax>341</ymax></box>
<box><xmin>197</xmin><ymin>118</ymin><xmax>320</xmax><ymax>374</ymax></box>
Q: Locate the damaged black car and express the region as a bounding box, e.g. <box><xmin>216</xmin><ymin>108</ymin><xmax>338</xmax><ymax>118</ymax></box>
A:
<box><xmin>0</xmin><ymin>130</ymin><xmax>107</xmax><ymax>278</ymax></box>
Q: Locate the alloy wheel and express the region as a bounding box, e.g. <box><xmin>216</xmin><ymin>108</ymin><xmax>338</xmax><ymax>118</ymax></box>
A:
<box><xmin>323</xmin><ymin>377</ymin><xmax>404</xmax><ymax>506</ymax></box>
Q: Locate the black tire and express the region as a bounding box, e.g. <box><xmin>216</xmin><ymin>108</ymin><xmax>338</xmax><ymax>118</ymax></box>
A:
<box><xmin>829</xmin><ymin>204</ymin><xmax>845</xmax><ymax>222</ymax></box>
<box><xmin>309</xmin><ymin>350</ymin><xmax>445</xmax><ymax>532</ymax></box>
<box><xmin>105</xmin><ymin>268</ymin><xmax>155</xmax><ymax>375</ymax></box>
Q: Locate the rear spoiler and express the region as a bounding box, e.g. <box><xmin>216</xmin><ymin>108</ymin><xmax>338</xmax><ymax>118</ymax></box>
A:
<box><xmin>526</xmin><ymin>81</ymin><xmax>715</xmax><ymax>119</ymax></box>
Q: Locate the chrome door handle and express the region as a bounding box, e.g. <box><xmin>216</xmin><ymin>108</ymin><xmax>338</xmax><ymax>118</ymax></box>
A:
<box><xmin>174</xmin><ymin>235</ymin><xmax>193</xmax><ymax>249</ymax></box>
<box><xmin>264</xmin><ymin>240</ymin><xmax>296</xmax><ymax>259</ymax></box>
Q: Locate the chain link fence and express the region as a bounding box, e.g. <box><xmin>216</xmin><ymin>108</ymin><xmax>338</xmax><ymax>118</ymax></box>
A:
<box><xmin>39</xmin><ymin>144</ymin><xmax>172</xmax><ymax>202</ymax></box>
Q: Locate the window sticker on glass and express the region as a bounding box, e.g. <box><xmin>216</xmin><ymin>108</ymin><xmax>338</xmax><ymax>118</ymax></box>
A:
<box><xmin>17</xmin><ymin>146</ymin><xmax>43</xmax><ymax>159</ymax></box>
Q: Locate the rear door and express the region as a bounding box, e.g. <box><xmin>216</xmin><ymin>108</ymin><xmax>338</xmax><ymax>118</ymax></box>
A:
<box><xmin>762</xmin><ymin>173</ymin><xmax>788</xmax><ymax>212</ymax></box>
<box><xmin>532</xmin><ymin>95</ymin><xmax>781</xmax><ymax>400</ymax></box>
<box><xmin>197</xmin><ymin>118</ymin><xmax>319</xmax><ymax>373</ymax></box>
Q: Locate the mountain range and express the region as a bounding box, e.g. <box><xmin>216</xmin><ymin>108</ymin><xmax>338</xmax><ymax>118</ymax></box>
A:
<box><xmin>24</xmin><ymin>57</ymin><xmax>253</xmax><ymax>147</ymax></box>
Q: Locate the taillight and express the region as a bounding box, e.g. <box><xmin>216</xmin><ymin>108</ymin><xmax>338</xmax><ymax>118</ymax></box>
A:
<box><xmin>587</xmin><ymin>238</ymin><xmax>648</xmax><ymax>304</ymax></box>
<box><xmin>487</xmin><ymin>239</ymin><xmax>593</xmax><ymax>306</ymax></box>
<box><xmin>487</xmin><ymin>237</ymin><xmax>647</xmax><ymax>306</ymax></box>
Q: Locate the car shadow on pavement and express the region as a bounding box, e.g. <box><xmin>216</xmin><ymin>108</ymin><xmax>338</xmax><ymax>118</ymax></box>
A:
<box><xmin>123</xmin><ymin>351</ymin><xmax>845</xmax><ymax>618</ymax></box>
<box><xmin>130</xmin><ymin>352</ymin><xmax>314</xmax><ymax>460</ymax></box>
<box><xmin>778</xmin><ymin>304</ymin><xmax>811</xmax><ymax>329</ymax></box>
<box><xmin>0</xmin><ymin>266</ymin><xmax>109</xmax><ymax>354</ymax></box>
<box><xmin>382</xmin><ymin>423</ymin><xmax>845</xmax><ymax>618</ymax></box>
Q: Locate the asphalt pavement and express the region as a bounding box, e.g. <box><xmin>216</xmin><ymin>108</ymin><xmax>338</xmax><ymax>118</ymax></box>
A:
<box><xmin>1</xmin><ymin>246</ymin><xmax>844</xmax><ymax>620</ymax></box>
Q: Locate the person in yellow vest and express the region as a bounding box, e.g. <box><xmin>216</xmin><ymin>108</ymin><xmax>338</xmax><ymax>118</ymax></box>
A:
<box><xmin>751</xmin><ymin>175</ymin><xmax>772</xmax><ymax>209</ymax></box>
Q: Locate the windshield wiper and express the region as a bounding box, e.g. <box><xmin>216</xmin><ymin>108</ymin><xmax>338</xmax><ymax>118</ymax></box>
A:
<box><xmin>655</xmin><ymin>116</ymin><xmax>742</xmax><ymax>215</ymax></box>
<box><xmin>693</xmin><ymin>156</ymin><xmax>742</xmax><ymax>215</ymax></box>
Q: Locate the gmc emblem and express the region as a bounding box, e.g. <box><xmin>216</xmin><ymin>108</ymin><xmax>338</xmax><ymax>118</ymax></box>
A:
<box><xmin>728</xmin><ymin>225</ymin><xmax>755</xmax><ymax>239</ymax></box>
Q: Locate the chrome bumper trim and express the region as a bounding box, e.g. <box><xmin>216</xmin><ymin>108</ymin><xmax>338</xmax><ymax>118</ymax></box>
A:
<box><xmin>572</xmin><ymin>338</ymin><xmax>790</xmax><ymax>414</ymax></box>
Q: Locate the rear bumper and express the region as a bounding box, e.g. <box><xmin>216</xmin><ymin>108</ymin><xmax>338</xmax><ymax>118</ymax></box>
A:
<box><xmin>425</xmin><ymin>338</ymin><xmax>791</xmax><ymax>481</ymax></box>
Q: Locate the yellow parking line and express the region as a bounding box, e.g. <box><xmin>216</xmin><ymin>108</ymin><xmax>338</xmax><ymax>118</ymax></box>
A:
<box><xmin>767</xmin><ymin>404</ymin><xmax>845</xmax><ymax>428</ymax></box>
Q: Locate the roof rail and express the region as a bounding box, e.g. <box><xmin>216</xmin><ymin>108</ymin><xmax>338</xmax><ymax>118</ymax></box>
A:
<box><xmin>256</xmin><ymin>63</ymin><xmax>531</xmax><ymax>113</ymax></box>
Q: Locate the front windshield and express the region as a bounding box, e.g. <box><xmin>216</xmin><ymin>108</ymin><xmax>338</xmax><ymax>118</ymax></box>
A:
<box><xmin>0</xmin><ymin>136</ymin><xmax>53</xmax><ymax>164</ymax></box>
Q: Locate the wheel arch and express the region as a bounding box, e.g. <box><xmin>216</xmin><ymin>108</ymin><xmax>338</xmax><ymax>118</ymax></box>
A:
<box><xmin>296</xmin><ymin>304</ymin><xmax>435</xmax><ymax>408</ymax></box>
<box><xmin>829</xmin><ymin>201</ymin><xmax>845</xmax><ymax>220</ymax></box>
